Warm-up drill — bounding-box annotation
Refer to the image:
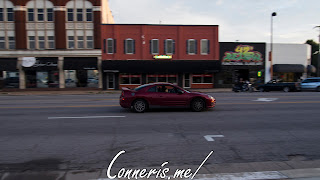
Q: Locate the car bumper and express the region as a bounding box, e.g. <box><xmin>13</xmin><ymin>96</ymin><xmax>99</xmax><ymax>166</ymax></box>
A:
<box><xmin>206</xmin><ymin>99</ymin><xmax>216</xmax><ymax>108</ymax></box>
<box><xmin>119</xmin><ymin>97</ymin><xmax>131</xmax><ymax>108</ymax></box>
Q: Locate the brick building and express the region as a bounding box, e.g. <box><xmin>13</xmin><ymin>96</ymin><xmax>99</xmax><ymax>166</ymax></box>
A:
<box><xmin>101</xmin><ymin>24</ymin><xmax>220</xmax><ymax>90</ymax></box>
<box><xmin>0</xmin><ymin>0</ymin><xmax>114</xmax><ymax>89</ymax></box>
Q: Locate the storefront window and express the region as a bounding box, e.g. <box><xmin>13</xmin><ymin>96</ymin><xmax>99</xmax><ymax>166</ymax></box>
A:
<box><xmin>26</xmin><ymin>70</ymin><xmax>59</xmax><ymax>88</ymax></box>
<box><xmin>64</xmin><ymin>70</ymin><xmax>98</xmax><ymax>88</ymax></box>
<box><xmin>120</xmin><ymin>74</ymin><xmax>141</xmax><ymax>84</ymax></box>
<box><xmin>3</xmin><ymin>71</ymin><xmax>19</xmax><ymax>88</ymax></box>
<box><xmin>192</xmin><ymin>74</ymin><xmax>213</xmax><ymax>84</ymax></box>
<box><xmin>146</xmin><ymin>74</ymin><xmax>177</xmax><ymax>84</ymax></box>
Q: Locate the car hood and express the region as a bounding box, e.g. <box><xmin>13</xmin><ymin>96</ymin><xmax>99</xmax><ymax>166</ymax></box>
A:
<box><xmin>189</xmin><ymin>91</ymin><xmax>211</xmax><ymax>97</ymax></box>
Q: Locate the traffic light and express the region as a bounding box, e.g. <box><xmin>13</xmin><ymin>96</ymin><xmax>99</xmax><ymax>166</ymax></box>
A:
<box><xmin>257</xmin><ymin>71</ymin><xmax>262</xmax><ymax>77</ymax></box>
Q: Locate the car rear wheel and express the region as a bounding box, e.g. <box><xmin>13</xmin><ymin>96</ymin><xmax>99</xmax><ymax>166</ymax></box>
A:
<box><xmin>191</xmin><ymin>98</ymin><xmax>205</xmax><ymax>112</ymax></box>
<box><xmin>132</xmin><ymin>99</ymin><xmax>148</xmax><ymax>113</ymax></box>
<box><xmin>283</xmin><ymin>86</ymin><xmax>290</xmax><ymax>92</ymax></box>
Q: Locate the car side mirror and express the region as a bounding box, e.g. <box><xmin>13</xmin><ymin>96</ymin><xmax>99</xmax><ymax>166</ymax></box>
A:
<box><xmin>177</xmin><ymin>91</ymin><xmax>184</xmax><ymax>95</ymax></box>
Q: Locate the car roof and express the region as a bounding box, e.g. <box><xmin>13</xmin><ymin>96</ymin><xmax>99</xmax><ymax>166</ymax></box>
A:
<box><xmin>147</xmin><ymin>82</ymin><xmax>175</xmax><ymax>86</ymax></box>
<box><xmin>305</xmin><ymin>77</ymin><xmax>320</xmax><ymax>79</ymax></box>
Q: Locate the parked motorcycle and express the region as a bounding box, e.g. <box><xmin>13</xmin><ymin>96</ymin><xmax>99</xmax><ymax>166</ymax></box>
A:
<box><xmin>233</xmin><ymin>81</ymin><xmax>253</xmax><ymax>92</ymax></box>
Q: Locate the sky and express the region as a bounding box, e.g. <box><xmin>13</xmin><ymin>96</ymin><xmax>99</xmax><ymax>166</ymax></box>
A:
<box><xmin>108</xmin><ymin>0</ymin><xmax>320</xmax><ymax>44</ymax></box>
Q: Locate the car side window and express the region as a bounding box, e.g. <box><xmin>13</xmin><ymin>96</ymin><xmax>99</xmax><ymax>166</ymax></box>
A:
<box><xmin>147</xmin><ymin>86</ymin><xmax>157</xmax><ymax>92</ymax></box>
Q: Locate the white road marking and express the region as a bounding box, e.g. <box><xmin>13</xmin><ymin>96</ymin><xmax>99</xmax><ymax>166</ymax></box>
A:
<box><xmin>204</xmin><ymin>135</ymin><xmax>224</xmax><ymax>141</ymax></box>
<box><xmin>48</xmin><ymin>116</ymin><xmax>126</xmax><ymax>119</ymax></box>
<box><xmin>252</xmin><ymin>98</ymin><xmax>278</xmax><ymax>102</ymax></box>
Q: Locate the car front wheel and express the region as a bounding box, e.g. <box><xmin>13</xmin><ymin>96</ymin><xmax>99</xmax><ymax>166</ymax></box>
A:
<box><xmin>191</xmin><ymin>98</ymin><xmax>205</xmax><ymax>112</ymax></box>
<box><xmin>259</xmin><ymin>87</ymin><xmax>264</xmax><ymax>92</ymax></box>
<box><xmin>132</xmin><ymin>99</ymin><xmax>148</xmax><ymax>113</ymax></box>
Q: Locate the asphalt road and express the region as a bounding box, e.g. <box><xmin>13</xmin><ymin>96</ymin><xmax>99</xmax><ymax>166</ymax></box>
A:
<box><xmin>0</xmin><ymin>91</ymin><xmax>320</xmax><ymax>172</ymax></box>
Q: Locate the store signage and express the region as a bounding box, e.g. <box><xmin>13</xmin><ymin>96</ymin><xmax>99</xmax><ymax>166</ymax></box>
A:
<box><xmin>22</xmin><ymin>57</ymin><xmax>36</xmax><ymax>67</ymax></box>
<box><xmin>153</xmin><ymin>55</ymin><xmax>172</xmax><ymax>60</ymax></box>
<box><xmin>22</xmin><ymin>57</ymin><xmax>58</xmax><ymax>68</ymax></box>
<box><xmin>222</xmin><ymin>45</ymin><xmax>264</xmax><ymax>65</ymax></box>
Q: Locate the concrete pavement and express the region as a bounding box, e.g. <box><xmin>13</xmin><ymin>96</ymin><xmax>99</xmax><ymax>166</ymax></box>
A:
<box><xmin>0</xmin><ymin>92</ymin><xmax>320</xmax><ymax>179</ymax></box>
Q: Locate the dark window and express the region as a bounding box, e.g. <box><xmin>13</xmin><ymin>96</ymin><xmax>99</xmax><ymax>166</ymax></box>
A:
<box><xmin>87</xmin><ymin>36</ymin><xmax>93</xmax><ymax>49</ymax></box>
<box><xmin>188</xmin><ymin>39</ymin><xmax>196</xmax><ymax>54</ymax></box>
<box><xmin>47</xmin><ymin>8</ymin><xmax>53</xmax><ymax>21</ymax></box>
<box><xmin>0</xmin><ymin>37</ymin><xmax>5</xmax><ymax>49</ymax></box>
<box><xmin>192</xmin><ymin>76</ymin><xmax>202</xmax><ymax>83</ymax></box>
<box><xmin>125</xmin><ymin>39</ymin><xmax>134</xmax><ymax>54</ymax></box>
<box><xmin>77</xmin><ymin>9</ymin><xmax>83</xmax><ymax>21</ymax></box>
<box><xmin>151</xmin><ymin>39</ymin><xmax>159</xmax><ymax>54</ymax></box>
<box><xmin>147</xmin><ymin>86</ymin><xmax>157</xmax><ymax>92</ymax></box>
<box><xmin>165</xmin><ymin>39</ymin><xmax>173</xmax><ymax>54</ymax></box>
<box><xmin>0</xmin><ymin>8</ymin><xmax>4</xmax><ymax>21</ymax></box>
<box><xmin>67</xmin><ymin>9</ymin><xmax>73</xmax><ymax>21</ymax></box>
<box><xmin>28</xmin><ymin>9</ymin><xmax>34</xmax><ymax>21</ymax></box>
<box><xmin>107</xmin><ymin>39</ymin><xmax>114</xmax><ymax>53</ymax></box>
<box><xmin>131</xmin><ymin>76</ymin><xmax>140</xmax><ymax>84</ymax></box>
<box><xmin>37</xmin><ymin>8</ymin><xmax>44</xmax><ymax>21</ymax></box>
<box><xmin>7</xmin><ymin>8</ymin><xmax>13</xmax><ymax>21</ymax></box>
<box><xmin>86</xmin><ymin>9</ymin><xmax>92</xmax><ymax>21</ymax></box>
<box><xmin>8</xmin><ymin>36</ymin><xmax>15</xmax><ymax>49</ymax></box>
<box><xmin>29</xmin><ymin>36</ymin><xmax>35</xmax><ymax>49</ymax></box>
<box><xmin>203</xmin><ymin>76</ymin><xmax>212</xmax><ymax>83</ymax></box>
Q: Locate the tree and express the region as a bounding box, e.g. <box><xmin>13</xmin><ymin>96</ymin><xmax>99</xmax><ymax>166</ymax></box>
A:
<box><xmin>306</xmin><ymin>39</ymin><xmax>319</xmax><ymax>76</ymax></box>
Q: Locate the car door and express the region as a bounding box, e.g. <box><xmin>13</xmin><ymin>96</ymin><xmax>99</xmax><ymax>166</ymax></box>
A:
<box><xmin>143</xmin><ymin>85</ymin><xmax>164</xmax><ymax>106</ymax></box>
<box><xmin>301</xmin><ymin>79</ymin><xmax>312</xmax><ymax>89</ymax></box>
<box><xmin>159</xmin><ymin>85</ymin><xmax>188</xmax><ymax>106</ymax></box>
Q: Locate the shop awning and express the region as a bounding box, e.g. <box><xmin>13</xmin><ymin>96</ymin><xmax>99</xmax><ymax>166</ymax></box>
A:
<box><xmin>307</xmin><ymin>65</ymin><xmax>316</xmax><ymax>73</ymax></box>
<box><xmin>64</xmin><ymin>57</ymin><xmax>98</xmax><ymax>70</ymax></box>
<box><xmin>273</xmin><ymin>64</ymin><xmax>305</xmax><ymax>73</ymax></box>
<box><xmin>102</xmin><ymin>60</ymin><xmax>221</xmax><ymax>73</ymax></box>
<box><xmin>0</xmin><ymin>58</ymin><xmax>17</xmax><ymax>71</ymax></box>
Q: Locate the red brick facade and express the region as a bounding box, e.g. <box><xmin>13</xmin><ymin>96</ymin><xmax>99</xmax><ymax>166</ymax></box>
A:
<box><xmin>101</xmin><ymin>24</ymin><xmax>219</xmax><ymax>60</ymax></box>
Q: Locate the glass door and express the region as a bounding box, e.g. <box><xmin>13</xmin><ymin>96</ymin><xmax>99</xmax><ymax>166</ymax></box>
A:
<box><xmin>107</xmin><ymin>73</ymin><xmax>115</xmax><ymax>89</ymax></box>
<box><xmin>184</xmin><ymin>73</ymin><xmax>190</xmax><ymax>88</ymax></box>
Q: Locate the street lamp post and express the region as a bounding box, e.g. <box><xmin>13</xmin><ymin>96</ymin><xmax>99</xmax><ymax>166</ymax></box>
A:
<box><xmin>270</xmin><ymin>12</ymin><xmax>277</xmax><ymax>80</ymax></box>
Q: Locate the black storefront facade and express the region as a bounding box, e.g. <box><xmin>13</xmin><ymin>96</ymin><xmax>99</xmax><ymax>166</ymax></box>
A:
<box><xmin>102</xmin><ymin>60</ymin><xmax>221</xmax><ymax>90</ymax></box>
<box><xmin>0</xmin><ymin>58</ymin><xmax>18</xmax><ymax>89</ymax></box>
<box><xmin>215</xmin><ymin>42</ymin><xmax>266</xmax><ymax>88</ymax></box>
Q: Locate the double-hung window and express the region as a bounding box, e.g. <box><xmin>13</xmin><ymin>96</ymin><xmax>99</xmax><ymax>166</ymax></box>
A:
<box><xmin>165</xmin><ymin>39</ymin><xmax>175</xmax><ymax>54</ymax></box>
<box><xmin>8</xmin><ymin>37</ymin><xmax>15</xmax><ymax>49</ymax></box>
<box><xmin>200</xmin><ymin>39</ymin><xmax>209</xmax><ymax>54</ymax></box>
<box><xmin>7</xmin><ymin>8</ymin><xmax>13</xmax><ymax>21</ymax></box>
<box><xmin>151</xmin><ymin>39</ymin><xmax>159</xmax><ymax>54</ymax></box>
<box><xmin>187</xmin><ymin>39</ymin><xmax>197</xmax><ymax>54</ymax></box>
<box><xmin>28</xmin><ymin>36</ymin><xmax>36</xmax><ymax>49</ymax></box>
<box><xmin>37</xmin><ymin>9</ymin><xmax>44</xmax><ymax>21</ymax></box>
<box><xmin>0</xmin><ymin>37</ymin><xmax>5</xmax><ymax>49</ymax></box>
<box><xmin>28</xmin><ymin>9</ymin><xmax>34</xmax><ymax>21</ymax></box>
<box><xmin>47</xmin><ymin>8</ymin><xmax>53</xmax><ymax>21</ymax></box>
<box><xmin>125</xmin><ymin>39</ymin><xmax>135</xmax><ymax>54</ymax></box>
<box><xmin>67</xmin><ymin>9</ymin><xmax>73</xmax><ymax>21</ymax></box>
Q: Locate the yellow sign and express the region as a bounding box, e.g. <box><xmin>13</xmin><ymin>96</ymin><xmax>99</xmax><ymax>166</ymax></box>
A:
<box><xmin>153</xmin><ymin>55</ymin><xmax>172</xmax><ymax>59</ymax></box>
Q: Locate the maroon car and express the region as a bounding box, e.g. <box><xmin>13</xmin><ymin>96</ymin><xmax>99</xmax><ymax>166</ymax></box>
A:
<box><xmin>120</xmin><ymin>83</ymin><xmax>216</xmax><ymax>113</ymax></box>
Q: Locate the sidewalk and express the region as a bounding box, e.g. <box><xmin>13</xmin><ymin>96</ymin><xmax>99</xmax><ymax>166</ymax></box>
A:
<box><xmin>0</xmin><ymin>88</ymin><xmax>232</xmax><ymax>96</ymax></box>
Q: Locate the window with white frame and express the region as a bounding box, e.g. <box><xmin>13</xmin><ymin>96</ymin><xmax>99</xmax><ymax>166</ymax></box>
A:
<box><xmin>77</xmin><ymin>36</ymin><xmax>84</xmax><ymax>48</ymax></box>
<box><xmin>151</xmin><ymin>39</ymin><xmax>159</xmax><ymax>54</ymax></box>
<box><xmin>38</xmin><ymin>36</ymin><xmax>45</xmax><ymax>49</ymax></box>
<box><xmin>165</xmin><ymin>39</ymin><xmax>174</xmax><ymax>54</ymax></box>
<box><xmin>8</xmin><ymin>37</ymin><xmax>15</xmax><ymax>49</ymax></box>
<box><xmin>86</xmin><ymin>9</ymin><xmax>92</xmax><ymax>21</ymax></box>
<box><xmin>120</xmin><ymin>74</ymin><xmax>141</xmax><ymax>85</ymax></box>
<box><xmin>28</xmin><ymin>36</ymin><xmax>36</xmax><ymax>49</ymax></box>
<box><xmin>67</xmin><ymin>9</ymin><xmax>73</xmax><ymax>21</ymax></box>
<box><xmin>192</xmin><ymin>74</ymin><xmax>213</xmax><ymax>84</ymax></box>
<box><xmin>187</xmin><ymin>39</ymin><xmax>197</xmax><ymax>54</ymax></box>
<box><xmin>0</xmin><ymin>8</ymin><xmax>4</xmax><ymax>21</ymax></box>
<box><xmin>27</xmin><ymin>9</ymin><xmax>34</xmax><ymax>21</ymax></box>
<box><xmin>68</xmin><ymin>36</ymin><xmax>75</xmax><ymax>49</ymax></box>
<box><xmin>87</xmin><ymin>36</ymin><xmax>93</xmax><ymax>49</ymax></box>
<box><xmin>48</xmin><ymin>36</ymin><xmax>55</xmax><ymax>49</ymax></box>
<box><xmin>47</xmin><ymin>8</ymin><xmax>53</xmax><ymax>21</ymax></box>
<box><xmin>37</xmin><ymin>8</ymin><xmax>44</xmax><ymax>21</ymax></box>
<box><xmin>0</xmin><ymin>37</ymin><xmax>5</xmax><ymax>49</ymax></box>
<box><xmin>7</xmin><ymin>8</ymin><xmax>13</xmax><ymax>21</ymax></box>
<box><xmin>125</xmin><ymin>39</ymin><xmax>134</xmax><ymax>54</ymax></box>
<box><xmin>201</xmin><ymin>39</ymin><xmax>209</xmax><ymax>54</ymax></box>
<box><xmin>106</xmin><ymin>38</ymin><xmax>114</xmax><ymax>54</ymax></box>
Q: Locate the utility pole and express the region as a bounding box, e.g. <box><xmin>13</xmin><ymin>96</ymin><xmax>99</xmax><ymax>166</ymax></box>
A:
<box><xmin>315</xmin><ymin>26</ymin><xmax>320</xmax><ymax>77</ymax></box>
<box><xmin>270</xmin><ymin>12</ymin><xmax>277</xmax><ymax>80</ymax></box>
